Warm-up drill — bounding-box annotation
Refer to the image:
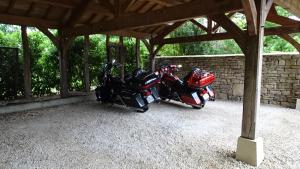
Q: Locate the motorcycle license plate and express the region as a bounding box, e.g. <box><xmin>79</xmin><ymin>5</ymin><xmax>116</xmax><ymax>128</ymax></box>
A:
<box><xmin>146</xmin><ymin>95</ymin><xmax>155</xmax><ymax>103</ymax></box>
<box><xmin>203</xmin><ymin>93</ymin><xmax>210</xmax><ymax>101</ymax></box>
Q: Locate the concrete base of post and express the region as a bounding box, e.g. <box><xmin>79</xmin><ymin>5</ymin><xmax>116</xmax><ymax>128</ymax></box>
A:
<box><xmin>236</xmin><ymin>136</ymin><xmax>264</xmax><ymax>166</ymax></box>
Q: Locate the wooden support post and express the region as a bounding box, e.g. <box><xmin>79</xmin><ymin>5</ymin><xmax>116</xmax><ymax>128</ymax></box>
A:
<box><xmin>119</xmin><ymin>36</ymin><xmax>125</xmax><ymax>81</ymax></box>
<box><xmin>84</xmin><ymin>35</ymin><xmax>90</xmax><ymax>93</ymax></box>
<box><xmin>135</xmin><ymin>38</ymin><xmax>141</xmax><ymax>68</ymax></box>
<box><xmin>242</xmin><ymin>0</ymin><xmax>268</xmax><ymax>140</ymax></box>
<box><xmin>106</xmin><ymin>35</ymin><xmax>110</xmax><ymax>62</ymax></box>
<box><xmin>58</xmin><ymin>31</ymin><xmax>69</xmax><ymax>98</ymax></box>
<box><xmin>21</xmin><ymin>26</ymin><xmax>31</xmax><ymax>99</ymax></box>
<box><xmin>236</xmin><ymin>0</ymin><xmax>272</xmax><ymax>166</ymax></box>
<box><xmin>149</xmin><ymin>44</ymin><xmax>155</xmax><ymax>72</ymax></box>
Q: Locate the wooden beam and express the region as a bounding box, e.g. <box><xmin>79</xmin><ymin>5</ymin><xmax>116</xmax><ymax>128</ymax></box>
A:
<box><xmin>207</xmin><ymin>18</ymin><xmax>213</xmax><ymax>34</ymax></box>
<box><xmin>21</xmin><ymin>26</ymin><xmax>32</xmax><ymax>99</ymax></box>
<box><xmin>190</xmin><ymin>19</ymin><xmax>209</xmax><ymax>32</ymax></box>
<box><xmin>157</xmin><ymin>32</ymin><xmax>232</xmax><ymax>44</ymax></box>
<box><xmin>63</xmin><ymin>0</ymin><xmax>243</xmax><ymax>37</ymax></box>
<box><xmin>150</xmin><ymin>21</ymin><xmax>185</xmax><ymax>44</ymax></box>
<box><xmin>212</xmin><ymin>12</ymin><xmax>235</xmax><ymax>33</ymax></box>
<box><xmin>37</xmin><ymin>27</ymin><xmax>59</xmax><ymax>47</ymax></box>
<box><xmin>142</xmin><ymin>39</ymin><xmax>151</xmax><ymax>52</ymax></box>
<box><xmin>279</xmin><ymin>34</ymin><xmax>300</xmax><ymax>53</ymax></box>
<box><xmin>242</xmin><ymin>0</ymin><xmax>258</xmax><ymax>35</ymax></box>
<box><xmin>84</xmin><ymin>35</ymin><xmax>90</xmax><ymax>92</ymax></box>
<box><xmin>211</xmin><ymin>14</ymin><xmax>247</xmax><ymax>53</ymax></box>
<box><xmin>153</xmin><ymin>25</ymin><xmax>300</xmax><ymax>45</ymax></box>
<box><xmin>108</xmin><ymin>30</ymin><xmax>151</xmax><ymax>38</ymax></box>
<box><xmin>0</xmin><ymin>14</ymin><xmax>60</xmax><ymax>28</ymax></box>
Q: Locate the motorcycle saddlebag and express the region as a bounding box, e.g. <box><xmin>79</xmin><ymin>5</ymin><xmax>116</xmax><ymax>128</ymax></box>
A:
<box><xmin>184</xmin><ymin>68</ymin><xmax>215</xmax><ymax>89</ymax></box>
<box><xmin>120</xmin><ymin>90</ymin><xmax>146</xmax><ymax>108</ymax></box>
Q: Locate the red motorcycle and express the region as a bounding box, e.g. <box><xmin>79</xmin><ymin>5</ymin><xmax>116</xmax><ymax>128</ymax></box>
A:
<box><xmin>156</xmin><ymin>64</ymin><xmax>215</xmax><ymax>109</ymax></box>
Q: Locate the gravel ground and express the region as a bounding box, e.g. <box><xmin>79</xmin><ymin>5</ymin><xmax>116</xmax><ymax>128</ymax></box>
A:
<box><xmin>0</xmin><ymin>100</ymin><xmax>299</xmax><ymax>169</ymax></box>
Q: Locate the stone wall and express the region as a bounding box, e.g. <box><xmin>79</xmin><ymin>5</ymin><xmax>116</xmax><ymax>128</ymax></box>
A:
<box><xmin>155</xmin><ymin>53</ymin><xmax>300</xmax><ymax>108</ymax></box>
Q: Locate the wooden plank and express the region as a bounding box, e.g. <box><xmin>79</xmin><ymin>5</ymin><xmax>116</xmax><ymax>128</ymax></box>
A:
<box><xmin>279</xmin><ymin>34</ymin><xmax>300</xmax><ymax>53</ymax></box>
<box><xmin>21</xmin><ymin>26</ymin><xmax>32</xmax><ymax>99</ymax></box>
<box><xmin>84</xmin><ymin>35</ymin><xmax>90</xmax><ymax>92</ymax></box>
<box><xmin>0</xmin><ymin>14</ymin><xmax>60</xmax><ymax>28</ymax></box>
<box><xmin>63</xmin><ymin>0</ymin><xmax>243</xmax><ymax>37</ymax></box>
<box><xmin>242</xmin><ymin>0</ymin><xmax>258</xmax><ymax>35</ymax></box>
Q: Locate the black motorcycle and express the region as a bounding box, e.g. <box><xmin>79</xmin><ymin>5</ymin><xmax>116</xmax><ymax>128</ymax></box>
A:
<box><xmin>95</xmin><ymin>60</ymin><xmax>160</xmax><ymax>112</ymax></box>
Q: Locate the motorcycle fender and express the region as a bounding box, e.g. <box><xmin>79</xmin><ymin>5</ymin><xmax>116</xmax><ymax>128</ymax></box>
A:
<box><xmin>181</xmin><ymin>92</ymin><xmax>201</xmax><ymax>105</ymax></box>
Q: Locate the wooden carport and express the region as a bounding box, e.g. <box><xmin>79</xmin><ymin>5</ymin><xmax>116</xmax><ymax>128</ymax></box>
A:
<box><xmin>1</xmin><ymin>0</ymin><xmax>300</xmax><ymax>166</ymax></box>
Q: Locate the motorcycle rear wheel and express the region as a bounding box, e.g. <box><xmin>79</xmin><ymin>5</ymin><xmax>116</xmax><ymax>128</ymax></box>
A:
<box><xmin>137</xmin><ymin>105</ymin><xmax>149</xmax><ymax>113</ymax></box>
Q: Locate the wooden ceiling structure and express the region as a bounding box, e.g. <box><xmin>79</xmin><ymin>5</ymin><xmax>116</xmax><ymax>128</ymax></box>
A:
<box><xmin>1</xmin><ymin>0</ymin><xmax>300</xmax><ymax>166</ymax></box>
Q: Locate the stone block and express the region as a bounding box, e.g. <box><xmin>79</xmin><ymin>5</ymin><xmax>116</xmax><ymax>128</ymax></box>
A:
<box><xmin>297</xmin><ymin>99</ymin><xmax>300</xmax><ymax>111</ymax></box>
<box><xmin>233</xmin><ymin>84</ymin><xmax>244</xmax><ymax>96</ymax></box>
<box><xmin>236</xmin><ymin>137</ymin><xmax>264</xmax><ymax>166</ymax></box>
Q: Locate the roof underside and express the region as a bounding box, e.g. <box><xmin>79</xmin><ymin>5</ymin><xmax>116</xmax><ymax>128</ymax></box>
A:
<box><xmin>0</xmin><ymin>0</ymin><xmax>299</xmax><ymax>39</ymax></box>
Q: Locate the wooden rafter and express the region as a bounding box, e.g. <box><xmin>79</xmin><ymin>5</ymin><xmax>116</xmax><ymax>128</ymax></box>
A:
<box><xmin>62</xmin><ymin>0</ymin><xmax>243</xmax><ymax>37</ymax></box>
<box><xmin>64</xmin><ymin>0</ymin><xmax>92</xmax><ymax>26</ymax></box>
<box><xmin>242</xmin><ymin>0</ymin><xmax>258</xmax><ymax>35</ymax></box>
<box><xmin>25</xmin><ymin>2</ymin><xmax>36</xmax><ymax>16</ymax></box>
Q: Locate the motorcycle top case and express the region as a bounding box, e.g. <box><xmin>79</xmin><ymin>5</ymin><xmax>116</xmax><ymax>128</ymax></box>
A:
<box><xmin>184</xmin><ymin>68</ymin><xmax>215</xmax><ymax>89</ymax></box>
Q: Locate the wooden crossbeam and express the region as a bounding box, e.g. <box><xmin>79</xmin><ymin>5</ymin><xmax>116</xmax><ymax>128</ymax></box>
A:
<box><xmin>211</xmin><ymin>13</ymin><xmax>235</xmax><ymax>33</ymax></box>
<box><xmin>62</xmin><ymin>0</ymin><xmax>243</xmax><ymax>37</ymax></box>
<box><xmin>0</xmin><ymin>14</ymin><xmax>60</xmax><ymax>28</ymax></box>
<box><xmin>280</xmin><ymin>34</ymin><xmax>300</xmax><ymax>52</ymax></box>
<box><xmin>150</xmin><ymin>21</ymin><xmax>185</xmax><ymax>44</ymax></box>
<box><xmin>211</xmin><ymin>14</ymin><xmax>247</xmax><ymax>52</ymax></box>
<box><xmin>154</xmin><ymin>26</ymin><xmax>300</xmax><ymax>45</ymax></box>
<box><xmin>37</xmin><ymin>27</ymin><xmax>59</xmax><ymax>47</ymax></box>
<box><xmin>242</xmin><ymin>0</ymin><xmax>258</xmax><ymax>35</ymax></box>
<box><xmin>190</xmin><ymin>19</ymin><xmax>209</xmax><ymax>32</ymax></box>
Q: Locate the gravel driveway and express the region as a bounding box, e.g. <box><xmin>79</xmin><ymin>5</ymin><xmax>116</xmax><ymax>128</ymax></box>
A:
<box><xmin>0</xmin><ymin>100</ymin><xmax>299</xmax><ymax>169</ymax></box>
